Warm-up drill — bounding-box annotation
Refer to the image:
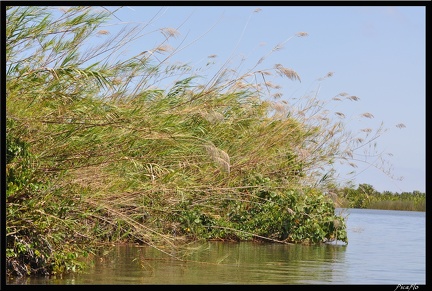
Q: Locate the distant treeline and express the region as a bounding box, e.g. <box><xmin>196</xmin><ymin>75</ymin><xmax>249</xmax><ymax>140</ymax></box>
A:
<box><xmin>333</xmin><ymin>184</ymin><xmax>425</xmax><ymax>211</ymax></box>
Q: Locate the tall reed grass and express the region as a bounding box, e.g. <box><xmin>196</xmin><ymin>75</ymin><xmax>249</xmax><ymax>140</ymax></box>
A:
<box><xmin>6</xmin><ymin>6</ymin><xmax>403</xmax><ymax>277</ymax></box>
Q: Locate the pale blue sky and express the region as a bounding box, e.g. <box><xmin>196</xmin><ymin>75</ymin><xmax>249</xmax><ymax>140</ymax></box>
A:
<box><xmin>99</xmin><ymin>5</ymin><xmax>425</xmax><ymax>193</ymax></box>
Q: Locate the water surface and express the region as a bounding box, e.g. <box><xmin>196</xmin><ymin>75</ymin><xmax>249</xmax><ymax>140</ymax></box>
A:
<box><xmin>8</xmin><ymin>208</ymin><xmax>425</xmax><ymax>284</ymax></box>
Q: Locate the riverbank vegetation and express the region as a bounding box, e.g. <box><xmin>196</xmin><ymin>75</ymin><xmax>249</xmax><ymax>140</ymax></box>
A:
<box><xmin>6</xmin><ymin>6</ymin><xmax>412</xmax><ymax>279</ymax></box>
<box><xmin>332</xmin><ymin>184</ymin><xmax>425</xmax><ymax>211</ymax></box>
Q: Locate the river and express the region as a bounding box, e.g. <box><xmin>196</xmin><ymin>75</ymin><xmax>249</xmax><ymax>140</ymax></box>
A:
<box><xmin>7</xmin><ymin>208</ymin><xmax>426</xmax><ymax>285</ymax></box>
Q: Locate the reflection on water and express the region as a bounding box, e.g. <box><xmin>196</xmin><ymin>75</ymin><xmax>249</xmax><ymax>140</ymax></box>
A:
<box><xmin>7</xmin><ymin>208</ymin><xmax>425</xmax><ymax>285</ymax></box>
<box><xmin>9</xmin><ymin>242</ymin><xmax>348</xmax><ymax>285</ymax></box>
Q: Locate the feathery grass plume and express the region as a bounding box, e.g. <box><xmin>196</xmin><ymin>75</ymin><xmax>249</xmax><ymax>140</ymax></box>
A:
<box><xmin>361</xmin><ymin>112</ymin><xmax>374</xmax><ymax>119</ymax></box>
<box><xmin>272</xmin><ymin>92</ymin><xmax>283</xmax><ymax>99</ymax></box>
<box><xmin>161</xmin><ymin>27</ymin><xmax>180</xmax><ymax>39</ymax></box>
<box><xmin>204</xmin><ymin>143</ymin><xmax>230</xmax><ymax>174</ymax></box>
<box><xmin>97</xmin><ymin>30</ymin><xmax>110</xmax><ymax>35</ymax></box>
<box><xmin>155</xmin><ymin>44</ymin><xmax>174</xmax><ymax>53</ymax></box>
<box><xmin>201</xmin><ymin>110</ymin><xmax>224</xmax><ymax>123</ymax></box>
<box><xmin>274</xmin><ymin>64</ymin><xmax>301</xmax><ymax>82</ymax></box>
<box><xmin>335</xmin><ymin>112</ymin><xmax>346</xmax><ymax>118</ymax></box>
<box><xmin>296</xmin><ymin>32</ymin><xmax>308</xmax><ymax>37</ymax></box>
<box><xmin>318</xmin><ymin>71</ymin><xmax>334</xmax><ymax>81</ymax></box>
<box><xmin>347</xmin><ymin>95</ymin><xmax>360</xmax><ymax>101</ymax></box>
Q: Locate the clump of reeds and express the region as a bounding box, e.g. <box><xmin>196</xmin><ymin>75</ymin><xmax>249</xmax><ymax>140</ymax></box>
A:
<box><xmin>6</xmin><ymin>6</ymin><xmax>401</xmax><ymax>277</ymax></box>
